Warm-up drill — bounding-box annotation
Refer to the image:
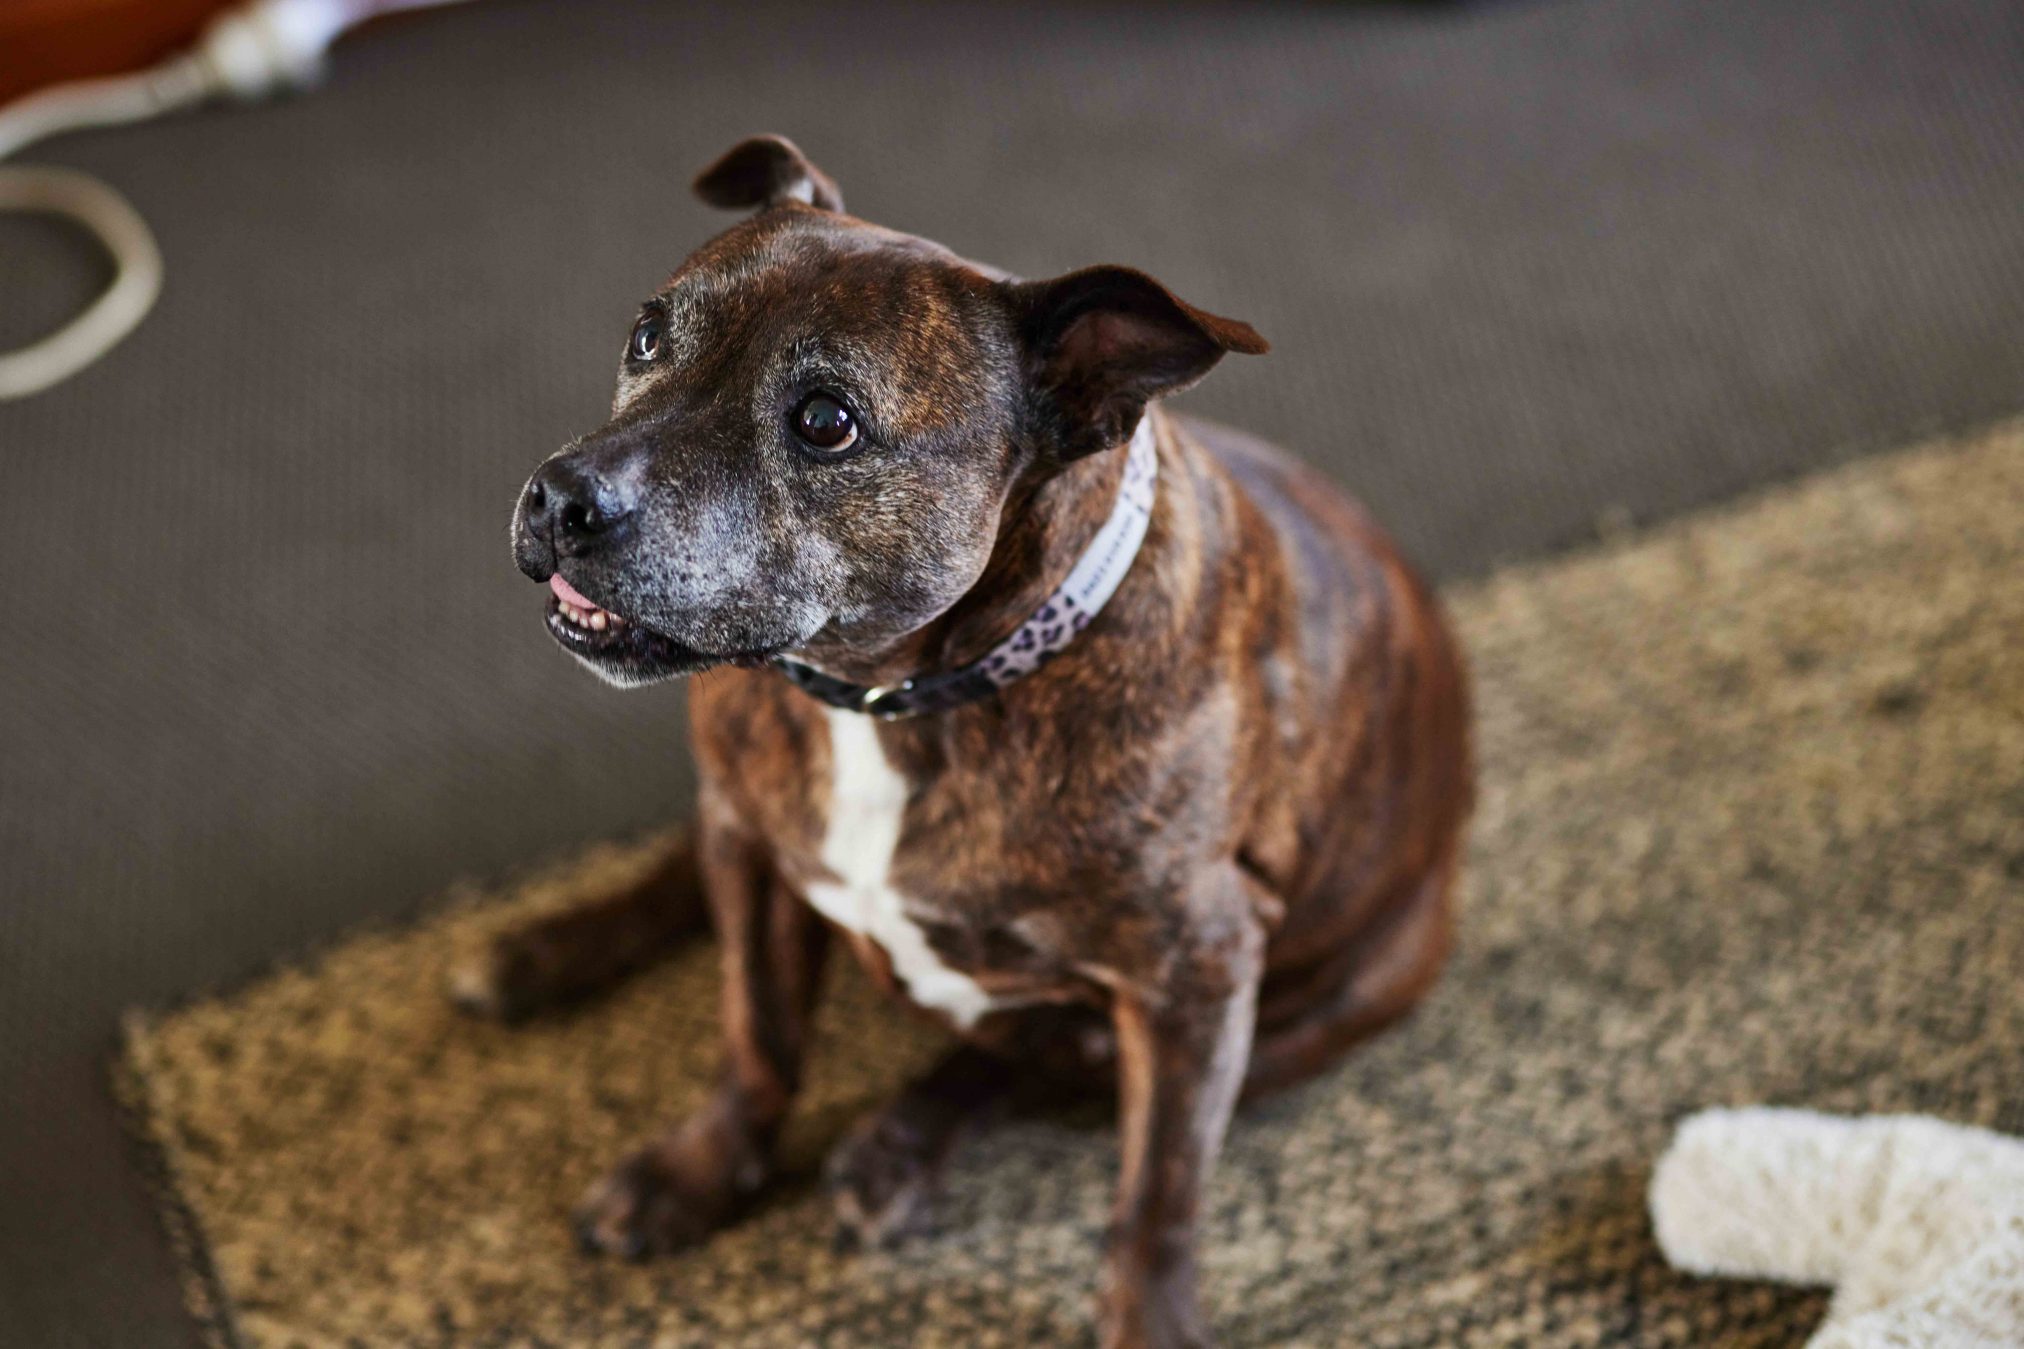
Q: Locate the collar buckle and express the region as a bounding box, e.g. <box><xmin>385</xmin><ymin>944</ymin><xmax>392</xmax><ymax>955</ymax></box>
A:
<box><xmin>859</xmin><ymin>678</ymin><xmax>915</xmax><ymax>719</ymax></box>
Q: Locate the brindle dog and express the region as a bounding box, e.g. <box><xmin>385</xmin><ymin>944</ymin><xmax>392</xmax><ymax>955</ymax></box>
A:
<box><xmin>470</xmin><ymin>135</ymin><xmax>1472</xmax><ymax>1348</ymax></box>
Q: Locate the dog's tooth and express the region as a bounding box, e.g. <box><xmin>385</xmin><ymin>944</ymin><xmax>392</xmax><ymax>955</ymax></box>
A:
<box><xmin>590</xmin><ymin>611</ymin><xmax>608</xmax><ymax>631</ymax></box>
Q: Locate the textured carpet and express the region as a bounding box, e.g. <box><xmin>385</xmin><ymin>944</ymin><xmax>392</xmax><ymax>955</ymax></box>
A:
<box><xmin>120</xmin><ymin>419</ymin><xmax>2024</xmax><ymax>1347</ymax></box>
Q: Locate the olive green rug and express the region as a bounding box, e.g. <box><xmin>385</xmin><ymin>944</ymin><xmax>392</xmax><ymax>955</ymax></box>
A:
<box><xmin>121</xmin><ymin>420</ymin><xmax>2024</xmax><ymax>1347</ymax></box>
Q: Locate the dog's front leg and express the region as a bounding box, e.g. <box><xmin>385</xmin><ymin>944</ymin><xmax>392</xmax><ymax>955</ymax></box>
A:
<box><xmin>575</xmin><ymin>805</ymin><xmax>827</xmax><ymax>1259</ymax></box>
<box><xmin>1101</xmin><ymin>872</ymin><xmax>1265</xmax><ymax>1349</ymax></box>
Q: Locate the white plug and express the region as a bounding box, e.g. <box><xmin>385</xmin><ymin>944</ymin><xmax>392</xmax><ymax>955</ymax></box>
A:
<box><xmin>197</xmin><ymin>0</ymin><xmax>358</xmax><ymax>100</ymax></box>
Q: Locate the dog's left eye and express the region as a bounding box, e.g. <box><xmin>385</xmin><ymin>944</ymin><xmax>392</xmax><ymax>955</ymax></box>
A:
<box><xmin>793</xmin><ymin>393</ymin><xmax>859</xmax><ymax>454</ymax></box>
<box><xmin>627</xmin><ymin>315</ymin><xmax>662</xmax><ymax>363</ymax></box>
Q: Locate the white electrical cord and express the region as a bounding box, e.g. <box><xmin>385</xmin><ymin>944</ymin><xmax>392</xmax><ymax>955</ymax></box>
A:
<box><xmin>0</xmin><ymin>0</ymin><xmax>466</xmax><ymax>400</ymax></box>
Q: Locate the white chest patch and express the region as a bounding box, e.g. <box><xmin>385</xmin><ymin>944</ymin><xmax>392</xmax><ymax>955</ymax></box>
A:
<box><xmin>803</xmin><ymin>708</ymin><xmax>1003</xmax><ymax>1029</ymax></box>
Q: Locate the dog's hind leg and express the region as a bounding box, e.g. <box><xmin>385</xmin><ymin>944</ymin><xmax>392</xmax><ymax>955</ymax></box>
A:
<box><xmin>450</xmin><ymin>831</ymin><xmax>708</xmax><ymax>1022</ymax></box>
<box><xmin>1241</xmin><ymin>848</ymin><xmax>1457</xmax><ymax>1100</ymax></box>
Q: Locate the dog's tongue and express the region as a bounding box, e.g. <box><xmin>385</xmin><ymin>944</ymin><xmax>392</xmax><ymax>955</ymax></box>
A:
<box><xmin>549</xmin><ymin>574</ymin><xmax>599</xmax><ymax>610</ymax></box>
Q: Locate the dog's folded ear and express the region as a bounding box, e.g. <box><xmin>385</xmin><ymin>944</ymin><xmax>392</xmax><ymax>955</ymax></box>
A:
<box><xmin>1013</xmin><ymin>266</ymin><xmax>1267</xmax><ymax>459</ymax></box>
<box><xmin>693</xmin><ymin>135</ymin><xmax>844</xmax><ymax>214</ymax></box>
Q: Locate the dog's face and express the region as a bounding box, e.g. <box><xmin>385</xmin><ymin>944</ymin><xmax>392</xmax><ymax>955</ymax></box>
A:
<box><xmin>512</xmin><ymin>136</ymin><xmax>1263</xmax><ymax>687</ymax></box>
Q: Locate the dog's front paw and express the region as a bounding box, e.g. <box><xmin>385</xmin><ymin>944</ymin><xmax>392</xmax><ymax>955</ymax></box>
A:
<box><xmin>574</xmin><ymin>1117</ymin><xmax>764</xmax><ymax>1260</ymax></box>
<box><xmin>825</xmin><ymin>1109</ymin><xmax>942</xmax><ymax>1250</ymax></box>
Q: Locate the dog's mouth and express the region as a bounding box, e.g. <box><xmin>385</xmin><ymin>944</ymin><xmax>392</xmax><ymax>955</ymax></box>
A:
<box><xmin>542</xmin><ymin>574</ymin><xmax>780</xmax><ymax>682</ymax></box>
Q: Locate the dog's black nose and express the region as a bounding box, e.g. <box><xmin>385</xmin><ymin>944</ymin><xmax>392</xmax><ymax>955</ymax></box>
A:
<box><xmin>524</xmin><ymin>458</ymin><xmax>635</xmax><ymax>557</ymax></box>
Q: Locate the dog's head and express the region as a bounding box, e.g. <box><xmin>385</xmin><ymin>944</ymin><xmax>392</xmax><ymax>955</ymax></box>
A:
<box><xmin>512</xmin><ymin>135</ymin><xmax>1265</xmax><ymax>686</ymax></box>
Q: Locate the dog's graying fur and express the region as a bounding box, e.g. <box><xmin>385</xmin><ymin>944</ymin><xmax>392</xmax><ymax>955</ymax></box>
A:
<box><xmin>479</xmin><ymin>135</ymin><xmax>1473</xmax><ymax>1348</ymax></box>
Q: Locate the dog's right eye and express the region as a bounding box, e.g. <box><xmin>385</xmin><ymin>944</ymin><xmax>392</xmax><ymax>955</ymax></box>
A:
<box><xmin>627</xmin><ymin>315</ymin><xmax>662</xmax><ymax>363</ymax></box>
<box><xmin>792</xmin><ymin>392</ymin><xmax>860</xmax><ymax>455</ymax></box>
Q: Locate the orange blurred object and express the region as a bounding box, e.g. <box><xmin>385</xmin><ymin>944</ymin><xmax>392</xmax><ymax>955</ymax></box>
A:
<box><xmin>0</xmin><ymin>0</ymin><xmax>237</xmax><ymax>103</ymax></box>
